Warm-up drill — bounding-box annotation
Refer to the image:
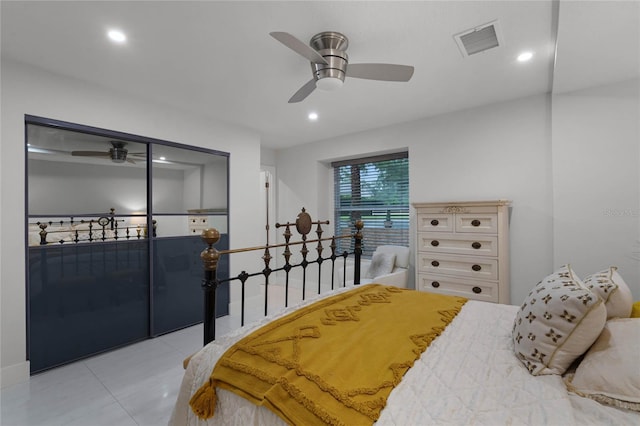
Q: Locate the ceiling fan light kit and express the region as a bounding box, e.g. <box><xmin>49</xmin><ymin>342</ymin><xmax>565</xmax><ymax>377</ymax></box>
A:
<box><xmin>316</xmin><ymin>77</ymin><xmax>344</xmax><ymax>91</ymax></box>
<box><xmin>270</xmin><ymin>31</ymin><xmax>414</xmax><ymax>103</ymax></box>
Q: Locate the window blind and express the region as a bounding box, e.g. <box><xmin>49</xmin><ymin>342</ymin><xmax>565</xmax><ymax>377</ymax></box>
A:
<box><xmin>332</xmin><ymin>152</ymin><xmax>409</xmax><ymax>257</ymax></box>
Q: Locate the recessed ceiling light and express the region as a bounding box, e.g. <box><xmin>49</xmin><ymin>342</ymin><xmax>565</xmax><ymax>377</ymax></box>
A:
<box><xmin>308</xmin><ymin>112</ymin><xmax>318</xmax><ymax>121</ymax></box>
<box><xmin>517</xmin><ymin>51</ymin><xmax>533</xmax><ymax>62</ymax></box>
<box><xmin>108</xmin><ymin>29</ymin><xmax>127</xmax><ymax>44</ymax></box>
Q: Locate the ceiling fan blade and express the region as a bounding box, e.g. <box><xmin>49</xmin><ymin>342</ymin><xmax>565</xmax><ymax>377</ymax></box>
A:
<box><xmin>270</xmin><ymin>32</ymin><xmax>328</xmax><ymax>65</ymax></box>
<box><xmin>126</xmin><ymin>158</ymin><xmax>137</xmax><ymax>164</ymax></box>
<box><xmin>346</xmin><ymin>63</ymin><xmax>415</xmax><ymax>82</ymax></box>
<box><xmin>27</xmin><ymin>146</ymin><xmax>62</xmax><ymax>155</ymax></box>
<box><xmin>288</xmin><ymin>78</ymin><xmax>317</xmax><ymax>103</ymax></box>
<box><xmin>71</xmin><ymin>151</ymin><xmax>110</xmax><ymax>157</ymax></box>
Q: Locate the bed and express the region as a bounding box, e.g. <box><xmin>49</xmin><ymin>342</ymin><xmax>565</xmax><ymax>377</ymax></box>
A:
<box><xmin>170</xmin><ymin>209</ymin><xmax>639</xmax><ymax>425</ymax></box>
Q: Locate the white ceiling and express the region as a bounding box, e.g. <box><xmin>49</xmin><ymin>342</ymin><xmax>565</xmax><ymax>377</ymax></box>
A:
<box><xmin>2</xmin><ymin>1</ymin><xmax>638</xmax><ymax>149</ymax></box>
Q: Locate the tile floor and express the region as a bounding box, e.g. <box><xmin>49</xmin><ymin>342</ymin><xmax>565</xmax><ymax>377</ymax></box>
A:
<box><xmin>0</xmin><ymin>286</ymin><xmax>327</xmax><ymax>426</ymax></box>
<box><xmin>0</xmin><ymin>318</ymin><xmax>238</xmax><ymax>426</ymax></box>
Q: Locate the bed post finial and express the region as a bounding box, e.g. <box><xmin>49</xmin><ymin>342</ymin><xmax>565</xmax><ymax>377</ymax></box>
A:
<box><xmin>201</xmin><ymin>228</ymin><xmax>221</xmax><ymax>345</ymax></box>
<box><xmin>38</xmin><ymin>223</ymin><xmax>48</xmax><ymax>245</ymax></box>
<box><xmin>201</xmin><ymin>228</ymin><xmax>220</xmax><ymax>270</ymax></box>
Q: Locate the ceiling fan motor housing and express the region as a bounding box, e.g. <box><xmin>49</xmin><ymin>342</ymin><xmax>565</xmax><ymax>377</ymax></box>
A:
<box><xmin>310</xmin><ymin>32</ymin><xmax>349</xmax><ymax>88</ymax></box>
<box><xmin>271</xmin><ymin>30</ymin><xmax>414</xmax><ymax>103</ymax></box>
<box><xmin>109</xmin><ymin>142</ymin><xmax>128</xmax><ymax>163</ymax></box>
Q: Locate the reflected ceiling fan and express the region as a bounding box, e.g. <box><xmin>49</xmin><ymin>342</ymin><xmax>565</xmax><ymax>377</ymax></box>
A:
<box><xmin>71</xmin><ymin>141</ymin><xmax>145</xmax><ymax>164</ymax></box>
<box><xmin>270</xmin><ymin>31</ymin><xmax>415</xmax><ymax>103</ymax></box>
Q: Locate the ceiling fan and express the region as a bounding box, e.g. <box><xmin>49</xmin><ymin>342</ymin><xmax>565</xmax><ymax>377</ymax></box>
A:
<box><xmin>270</xmin><ymin>31</ymin><xmax>415</xmax><ymax>103</ymax></box>
<box><xmin>71</xmin><ymin>141</ymin><xmax>145</xmax><ymax>164</ymax></box>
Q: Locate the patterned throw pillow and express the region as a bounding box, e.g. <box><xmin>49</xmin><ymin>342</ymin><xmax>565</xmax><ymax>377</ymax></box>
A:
<box><xmin>364</xmin><ymin>252</ymin><xmax>396</xmax><ymax>279</ymax></box>
<box><xmin>582</xmin><ymin>267</ymin><xmax>633</xmax><ymax>319</ymax></box>
<box><xmin>512</xmin><ymin>265</ymin><xmax>607</xmax><ymax>375</ymax></box>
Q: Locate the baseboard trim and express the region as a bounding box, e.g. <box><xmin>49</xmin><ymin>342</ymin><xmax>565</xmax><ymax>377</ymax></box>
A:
<box><xmin>1</xmin><ymin>361</ymin><xmax>30</xmax><ymax>388</ymax></box>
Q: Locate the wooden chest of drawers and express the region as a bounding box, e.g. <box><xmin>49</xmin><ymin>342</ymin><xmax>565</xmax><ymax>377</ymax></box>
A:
<box><xmin>188</xmin><ymin>215</ymin><xmax>209</xmax><ymax>235</ymax></box>
<box><xmin>413</xmin><ymin>200</ymin><xmax>510</xmax><ymax>303</ymax></box>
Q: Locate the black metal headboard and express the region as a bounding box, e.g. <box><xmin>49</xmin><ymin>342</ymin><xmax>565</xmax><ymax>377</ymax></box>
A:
<box><xmin>198</xmin><ymin>208</ymin><xmax>363</xmax><ymax>346</ymax></box>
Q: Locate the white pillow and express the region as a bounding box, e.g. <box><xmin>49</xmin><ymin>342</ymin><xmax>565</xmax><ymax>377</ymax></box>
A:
<box><xmin>512</xmin><ymin>264</ymin><xmax>607</xmax><ymax>375</ymax></box>
<box><xmin>365</xmin><ymin>252</ymin><xmax>396</xmax><ymax>279</ymax></box>
<box><xmin>374</xmin><ymin>245</ymin><xmax>410</xmax><ymax>269</ymax></box>
<box><xmin>582</xmin><ymin>267</ymin><xmax>633</xmax><ymax>319</ymax></box>
<box><xmin>41</xmin><ymin>225</ymin><xmax>75</xmax><ymax>244</ymax></box>
<box><xmin>566</xmin><ymin>318</ymin><xmax>640</xmax><ymax>412</ymax></box>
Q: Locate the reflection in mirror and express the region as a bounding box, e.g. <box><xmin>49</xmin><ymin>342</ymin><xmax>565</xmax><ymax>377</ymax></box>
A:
<box><xmin>27</xmin><ymin>124</ymin><xmax>147</xmax><ymax>216</ymax></box>
<box><xmin>152</xmin><ymin>214</ymin><xmax>228</xmax><ymax>238</ymax></box>
<box><xmin>27</xmin><ymin>214</ymin><xmax>151</xmax><ymax>246</ymax></box>
<box><xmin>151</xmin><ymin>144</ymin><xmax>228</xmax><ymax>215</ymax></box>
<box><xmin>25</xmin><ymin>118</ymin><xmax>230</xmax><ymax>372</ymax></box>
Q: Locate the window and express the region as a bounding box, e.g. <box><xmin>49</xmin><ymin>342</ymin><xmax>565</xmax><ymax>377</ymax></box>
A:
<box><xmin>332</xmin><ymin>152</ymin><xmax>409</xmax><ymax>257</ymax></box>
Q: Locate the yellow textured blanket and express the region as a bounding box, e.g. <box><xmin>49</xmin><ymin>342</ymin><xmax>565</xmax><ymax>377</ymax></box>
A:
<box><xmin>190</xmin><ymin>284</ymin><xmax>467</xmax><ymax>425</ymax></box>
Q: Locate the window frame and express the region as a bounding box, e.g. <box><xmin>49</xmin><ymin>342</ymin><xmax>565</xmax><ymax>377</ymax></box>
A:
<box><xmin>332</xmin><ymin>152</ymin><xmax>409</xmax><ymax>257</ymax></box>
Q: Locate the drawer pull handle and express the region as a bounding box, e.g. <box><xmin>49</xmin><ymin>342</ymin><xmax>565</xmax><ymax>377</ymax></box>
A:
<box><xmin>471</xmin><ymin>219</ymin><xmax>481</xmax><ymax>227</ymax></box>
<box><xmin>431</xmin><ymin>240</ymin><xmax>439</xmax><ymax>247</ymax></box>
<box><xmin>471</xmin><ymin>242</ymin><xmax>482</xmax><ymax>249</ymax></box>
<box><xmin>472</xmin><ymin>286</ymin><xmax>482</xmax><ymax>294</ymax></box>
<box><xmin>431</xmin><ymin>260</ymin><xmax>440</xmax><ymax>267</ymax></box>
<box><xmin>472</xmin><ymin>264</ymin><xmax>482</xmax><ymax>271</ymax></box>
<box><xmin>430</xmin><ymin>219</ymin><xmax>439</xmax><ymax>226</ymax></box>
<box><xmin>431</xmin><ymin>281</ymin><xmax>440</xmax><ymax>288</ymax></box>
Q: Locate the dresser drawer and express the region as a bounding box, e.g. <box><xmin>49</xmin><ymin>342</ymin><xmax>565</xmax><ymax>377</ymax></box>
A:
<box><xmin>417</xmin><ymin>253</ymin><xmax>498</xmax><ymax>280</ymax></box>
<box><xmin>455</xmin><ymin>213</ymin><xmax>498</xmax><ymax>234</ymax></box>
<box><xmin>417</xmin><ymin>273</ymin><xmax>499</xmax><ymax>303</ymax></box>
<box><xmin>189</xmin><ymin>225</ymin><xmax>209</xmax><ymax>235</ymax></box>
<box><xmin>417</xmin><ymin>232</ymin><xmax>498</xmax><ymax>257</ymax></box>
<box><xmin>188</xmin><ymin>216</ymin><xmax>209</xmax><ymax>226</ymax></box>
<box><xmin>417</xmin><ymin>213</ymin><xmax>453</xmax><ymax>232</ymax></box>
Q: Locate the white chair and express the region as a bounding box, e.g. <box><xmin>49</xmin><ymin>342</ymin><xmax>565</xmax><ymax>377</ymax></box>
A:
<box><xmin>339</xmin><ymin>245</ymin><xmax>410</xmax><ymax>288</ymax></box>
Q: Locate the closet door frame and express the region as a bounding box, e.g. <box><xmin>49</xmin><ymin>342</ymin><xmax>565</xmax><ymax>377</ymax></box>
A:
<box><xmin>24</xmin><ymin>114</ymin><xmax>230</xmax><ymax>372</ymax></box>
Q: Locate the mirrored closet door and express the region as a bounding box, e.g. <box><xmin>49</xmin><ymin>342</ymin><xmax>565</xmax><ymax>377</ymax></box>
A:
<box><xmin>26</xmin><ymin>116</ymin><xmax>229</xmax><ymax>373</ymax></box>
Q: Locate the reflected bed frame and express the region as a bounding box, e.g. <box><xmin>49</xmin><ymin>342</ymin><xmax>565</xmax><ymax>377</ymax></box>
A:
<box><xmin>30</xmin><ymin>208</ymin><xmax>156</xmax><ymax>245</ymax></box>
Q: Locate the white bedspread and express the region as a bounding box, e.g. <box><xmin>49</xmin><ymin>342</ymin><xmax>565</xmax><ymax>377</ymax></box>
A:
<box><xmin>170</xmin><ymin>287</ymin><xmax>639</xmax><ymax>425</ymax></box>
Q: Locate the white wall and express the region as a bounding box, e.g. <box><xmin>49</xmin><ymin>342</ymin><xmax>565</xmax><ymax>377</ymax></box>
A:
<box><xmin>409</xmin><ymin>95</ymin><xmax>554</xmax><ymax>305</ymax></box>
<box><xmin>0</xmin><ymin>60</ymin><xmax>262</xmax><ymax>386</ymax></box>
<box><xmin>276</xmin><ymin>94</ymin><xmax>554</xmax><ymax>306</ymax></box>
<box><xmin>29</xmin><ymin>155</ymin><xmax>229</xmax><ymax>221</ymax></box>
<box><xmin>552</xmin><ymin>79</ymin><xmax>640</xmax><ymax>294</ymax></box>
<box><xmin>184</xmin><ymin>166</ymin><xmax>202</xmax><ymax>211</ymax></box>
<box><xmin>28</xmin><ymin>159</ymin><xmax>149</xmax><ymax>214</ymax></box>
<box><xmin>275</xmin><ymin>83</ymin><xmax>640</xmax><ymax>307</ymax></box>
<box><xmin>260</xmin><ymin>146</ymin><xmax>277</xmax><ymax>168</ymax></box>
<box><xmin>202</xmin><ymin>161</ymin><xmax>228</xmax><ymax>210</ymax></box>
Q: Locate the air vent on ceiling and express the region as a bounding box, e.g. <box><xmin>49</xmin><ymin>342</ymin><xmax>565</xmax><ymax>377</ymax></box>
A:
<box><xmin>454</xmin><ymin>20</ymin><xmax>504</xmax><ymax>57</ymax></box>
